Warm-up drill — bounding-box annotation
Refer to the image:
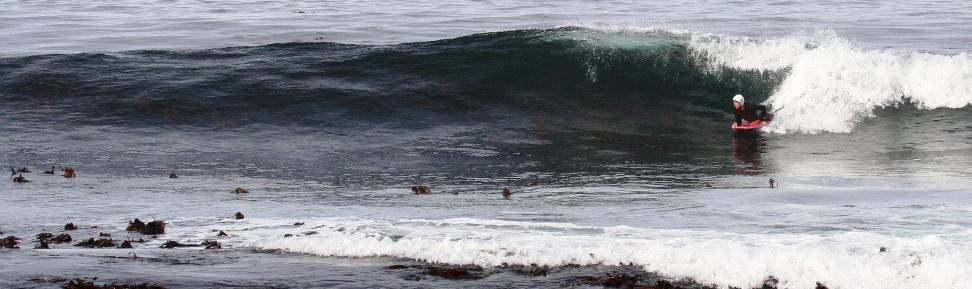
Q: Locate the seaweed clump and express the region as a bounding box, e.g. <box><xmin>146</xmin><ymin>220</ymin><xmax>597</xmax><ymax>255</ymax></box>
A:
<box><xmin>75</xmin><ymin>238</ymin><xmax>116</xmax><ymax>248</ymax></box>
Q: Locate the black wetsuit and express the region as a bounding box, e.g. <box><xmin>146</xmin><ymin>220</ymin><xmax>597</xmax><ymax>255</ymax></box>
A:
<box><xmin>734</xmin><ymin>103</ymin><xmax>769</xmax><ymax>125</ymax></box>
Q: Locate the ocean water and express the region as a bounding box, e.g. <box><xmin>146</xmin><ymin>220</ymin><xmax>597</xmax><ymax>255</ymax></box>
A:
<box><xmin>1</xmin><ymin>1</ymin><xmax>971</xmax><ymax>288</ymax></box>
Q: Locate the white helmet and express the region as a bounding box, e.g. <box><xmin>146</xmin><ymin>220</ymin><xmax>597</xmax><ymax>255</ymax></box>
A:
<box><xmin>732</xmin><ymin>94</ymin><xmax>745</xmax><ymax>103</ymax></box>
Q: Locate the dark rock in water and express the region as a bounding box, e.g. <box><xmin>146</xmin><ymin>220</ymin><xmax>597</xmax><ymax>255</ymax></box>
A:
<box><xmin>217</xmin><ymin>230</ymin><xmax>228</xmax><ymax>237</ymax></box>
<box><xmin>385</xmin><ymin>264</ymin><xmax>409</xmax><ymax>269</ymax></box>
<box><xmin>63</xmin><ymin>278</ymin><xmax>166</xmax><ymax>289</ymax></box>
<box><xmin>283</xmin><ymin>234</ymin><xmax>293</xmax><ymax>238</ymax></box>
<box><xmin>75</xmin><ymin>238</ymin><xmax>116</xmax><ymax>248</ymax></box>
<box><xmin>761</xmin><ymin>275</ymin><xmax>780</xmax><ymax>289</ymax></box>
<box><xmin>141</xmin><ymin>220</ymin><xmax>166</xmax><ymax>235</ymax></box>
<box><xmin>652</xmin><ymin>279</ymin><xmax>680</xmax><ymax>289</ymax></box>
<box><xmin>504</xmin><ymin>264</ymin><xmax>549</xmax><ymax>277</ymax></box>
<box><xmin>12</xmin><ymin>174</ymin><xmax>29</xmax><ymax>183</ymax></box>
<box><xmin>43</xmin><ymin>166</ymin><xmax>55</xmax><ymax>174</ymax></box>
<box><xmin>65</xmin><ymin>223</ymin><xmax>78</xmax><ymax>230</ymax></box>
<box><xmin>99</xmin><ymin>232</ymin><xmax>111</xmax><ymax>238</ymax></box>
<box><xmin>1</xmin><ymin>236</ymin><xmax>20</xmax><ymax>248</ymax></box>
<box><xmin>160</xmin><ymin>240</ymin><xmax>188</xmax><ymax>249</ymax></box>
<box><xmin>36</xmin><ymin>232</ymin><xmax>54</xmax><ymax>240</ymax></box>
<box><xmin>234</xmin><ymin>212</ymin><xmax>244</xmax><ymax>219</ymax></box>
<box><xmin>816</xmin><ymin>282</ymin><xmax>830</xmax><ymax>289</ymax></box>
<box><xmin>201</xmin><ymin>240</ymin><xmax>221</xmax><ymax>249</ymax></box>
<box><xmin>502</xmin><ymin>187</ymin><xmax>512</xmax><ymax>199</ymax></box>
<box><xmin>403</xmin><ymin>273</ymin><xmax>424</xmax><ymax>281</ymax></box>
<box><xmin>879</xmin><ymin>246</ymin><xmax>888</xmax><ymax>252</ymax></box>
<box><xmin>233</xmin><ymin>187</ymin><xmax>249</xmax><ymax>194</ymax></box>
<box><xmin>126</xmin><ymin>218</ymin><xmax>146</xmax><ymax>232</ymax></box>
<box><xmin>118</xmin><ymin>240</ymin><xmax>133</xmax><ymax>248</ymax></box>
<box><xmin>427</xmin><ymin>265</ymin><xmax>485</xmax><ymax>280</ymax></box>
<box><xmin>35</xmin><ymin>239</ymin><xmax>50</xmax><ymax>249</ymax></box>
<box><xmin>411</xmin><ymin>185</ymin><xmax>431</xmax><ymax>194</ymax></box>
<box><xmin>168</xmin><ymin>171</ymin><xmax>178</xmax><ymax>178</ymax></box>
<box><xmin>62</xmin><ymin>167</ymin><xmax>77</xmax><ymax>178</ymax></box>
<box><xmin>603</xmin><ymin>273</ymin><xmax>643</xmax><ymax>287</ymax></box>
<box><xmin>293</xmin><ymin>222</ymin><xmax>305</xmax><ymax>226</ymax></box>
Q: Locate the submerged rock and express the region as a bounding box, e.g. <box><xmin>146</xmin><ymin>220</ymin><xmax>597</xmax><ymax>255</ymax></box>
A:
<box><xmin>411</xmin><ymin>185</ymin><xmax>432</xmax><ymax>194</ymax></box>
<box><xmin>201</xmin><ymin>240</ymin><xmax>221</xmax><ymax>249</ymax></box>
<box><xmin>160</xmin><ymin>240</ymin><xmax>189</xmax><ymax>249</ymax></box>
<box><xmin>427</xmin><ymin>265</ymin><xmax>485</xmax><ymax>280</ymax></box>
<box><xmin>603</xmin><ymin>273</ymin><xmax>644</xmax><ymax>287</ymax></box>
<box><xmin>63</xmin><ymin>278</ymin><xmax>166</xmax><ymax>289</ymax></box>
<box><xmin>503</xmin><ymin>264</ymin><xmax>549</xmax><ymax>277</ymax></box>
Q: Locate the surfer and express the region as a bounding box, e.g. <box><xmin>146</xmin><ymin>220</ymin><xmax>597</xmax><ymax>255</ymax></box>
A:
<box><xmin>732</xmin><ymin>94</ymin><xmax>770</xmax><ymax>125</ymax></box>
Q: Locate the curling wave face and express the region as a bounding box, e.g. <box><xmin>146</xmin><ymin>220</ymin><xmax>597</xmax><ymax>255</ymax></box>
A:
<box><xmin>3</xmin><ymin>26</ymin><xmax>968</xmax><ymax>134</ymax></box>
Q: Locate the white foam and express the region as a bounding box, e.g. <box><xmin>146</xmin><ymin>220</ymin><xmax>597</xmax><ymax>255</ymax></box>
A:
<box><xmin>566</xmin><ymin>25</ymin><xmax>972</xmax><ymax>133</ymax></box>
<box><xmin>216</xmin><ymin>217</ymin><xmax>972</xmax><ymax>289</ymax></box>
<box><xmin>688</xmin><ymin>31</ymin><xmax>972</xmax><ymax>133</ymax></box>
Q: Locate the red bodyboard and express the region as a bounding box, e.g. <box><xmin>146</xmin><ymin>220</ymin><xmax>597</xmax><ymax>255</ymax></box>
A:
<box><xmin>731</xmin><ymin>119</ymin><xmax>769</xmax><ymax>130</ymax></box>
